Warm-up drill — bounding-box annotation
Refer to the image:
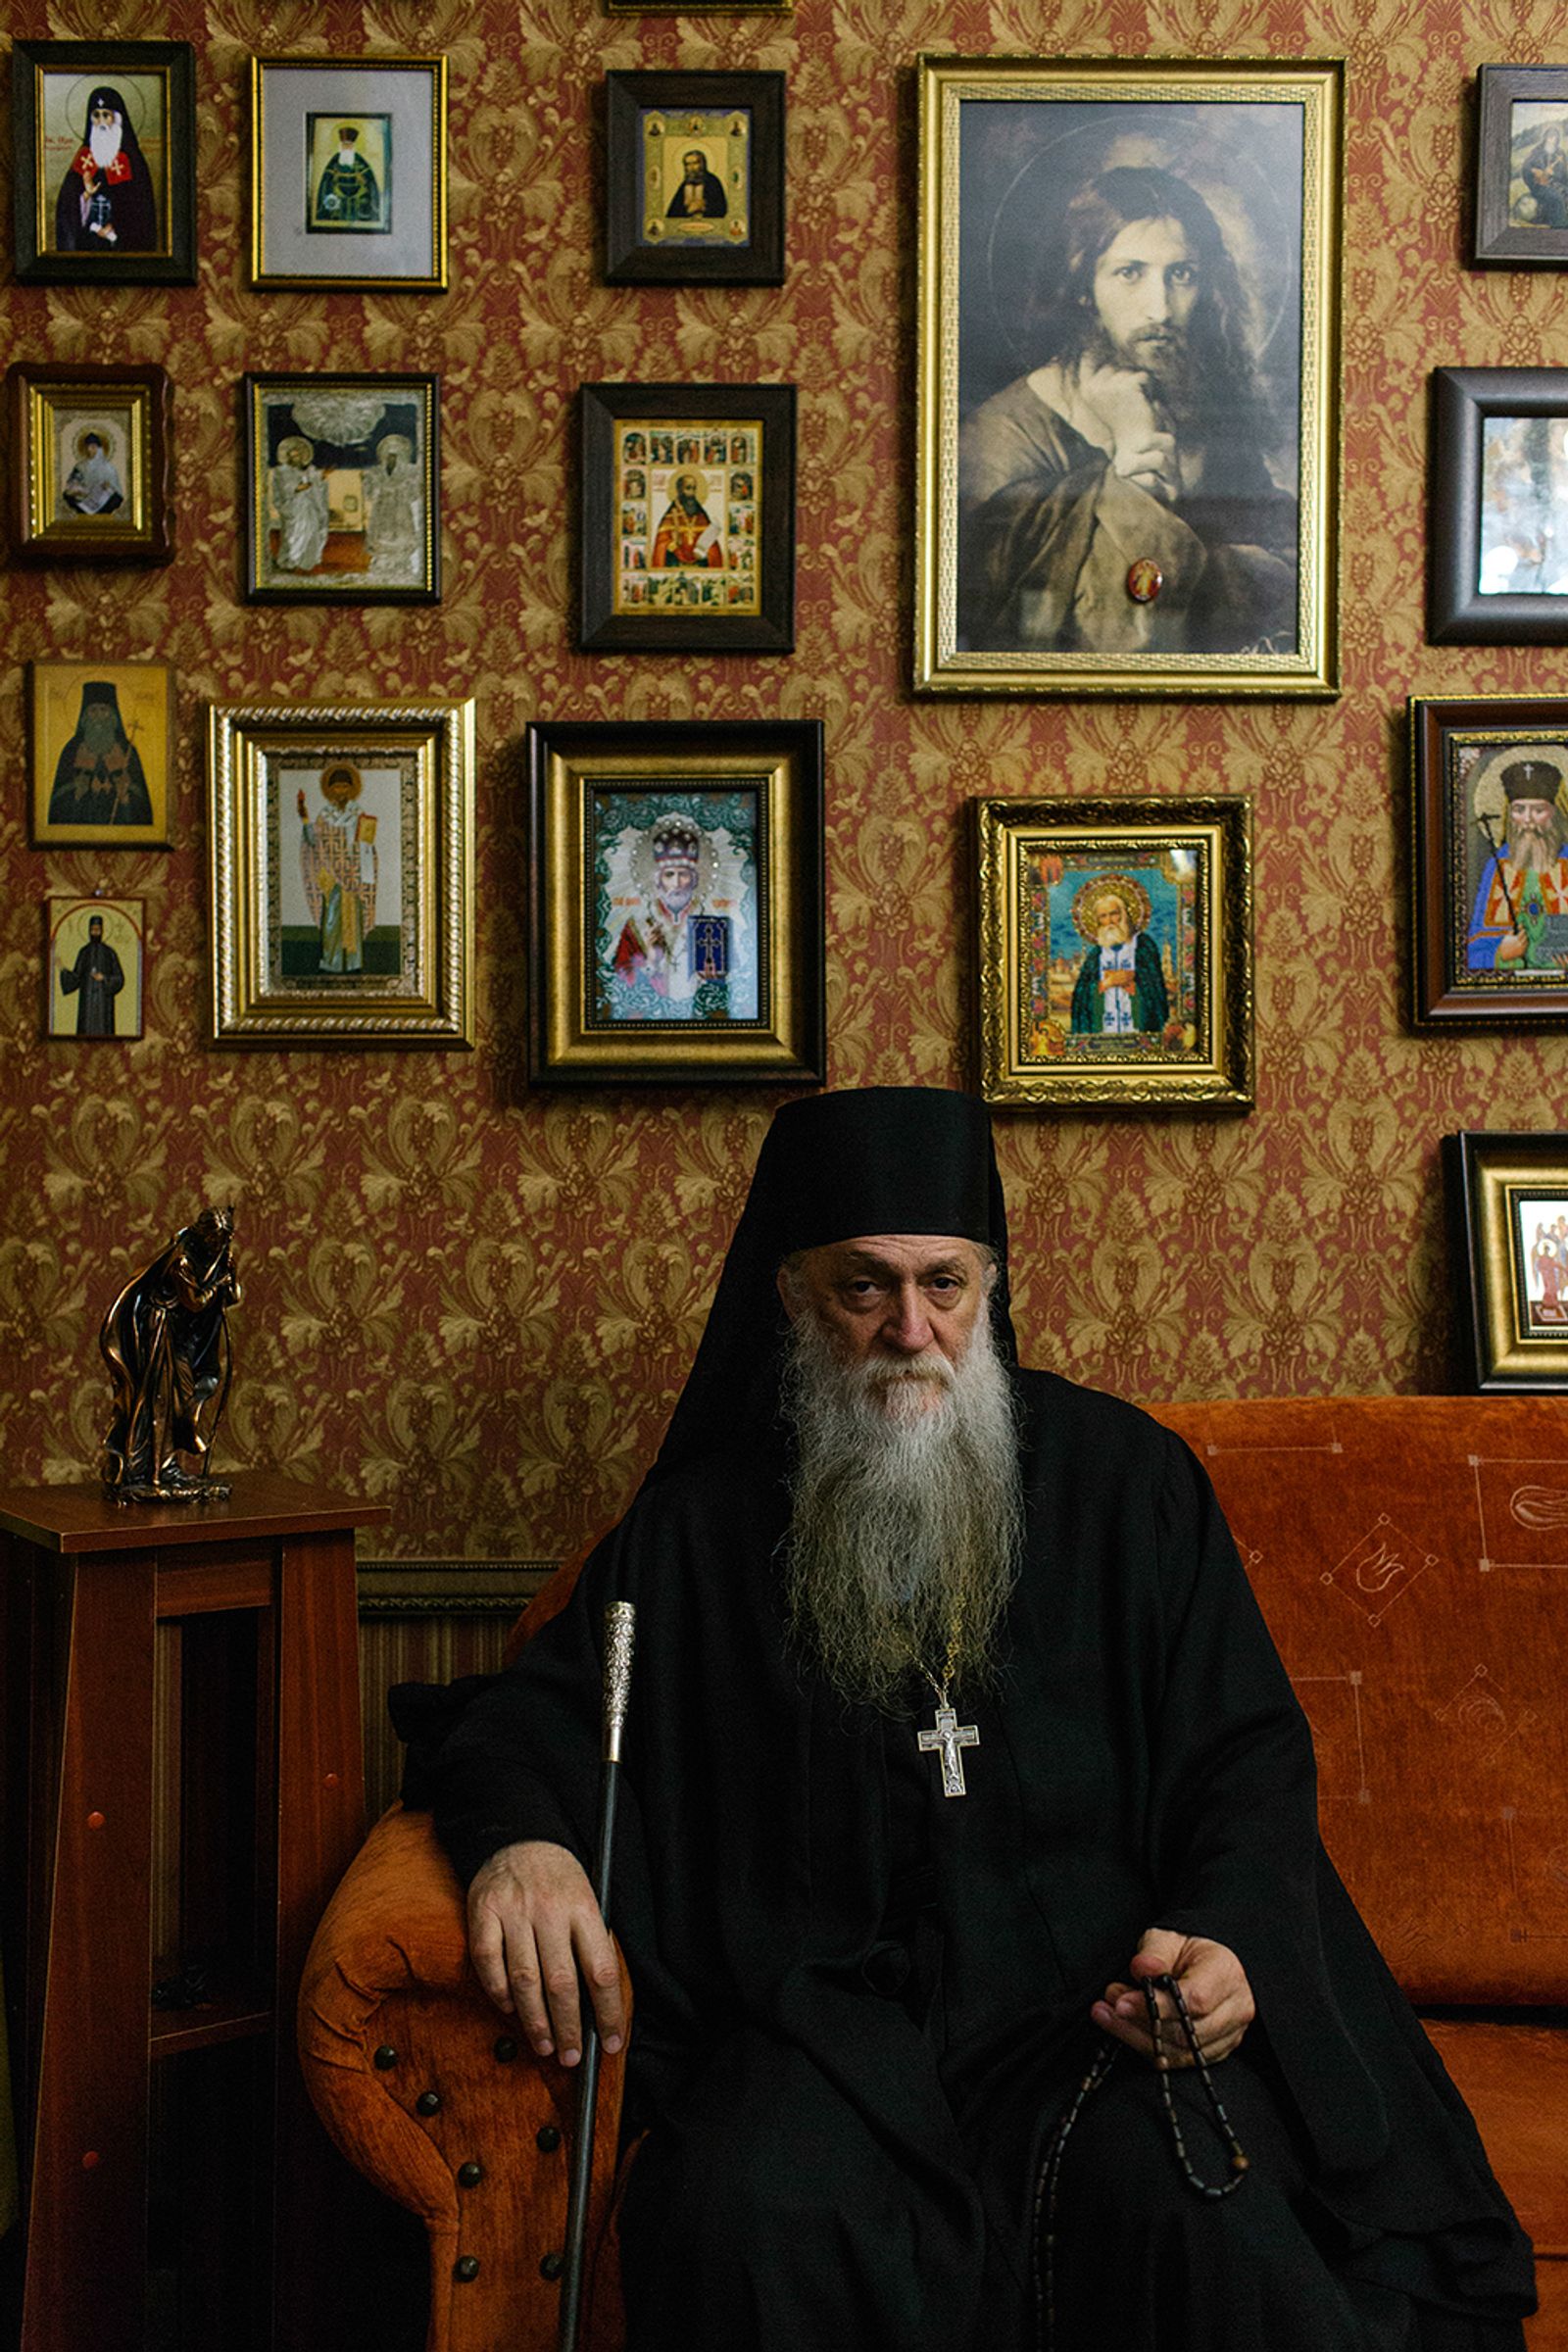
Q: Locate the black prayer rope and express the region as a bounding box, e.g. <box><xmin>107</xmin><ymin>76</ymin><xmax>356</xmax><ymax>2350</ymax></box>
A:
<box><xmin>1030</xmin><ymin>1972</ymin><xmax>1250</xmax><ymax>2352</ymax></box>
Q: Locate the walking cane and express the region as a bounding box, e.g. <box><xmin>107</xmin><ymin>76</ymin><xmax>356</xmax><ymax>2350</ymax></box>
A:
<box><xmin>557</xmin><ymin>1600</ymin><xmax>637</xmax><ymax>2352</ymax></box>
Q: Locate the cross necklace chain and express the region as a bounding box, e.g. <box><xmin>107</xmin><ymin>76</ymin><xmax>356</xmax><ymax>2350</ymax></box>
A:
<box><xmin>909</xmin><ymin>1618</ymin><xmax>978</xmax><ymax>1798</ymax></box>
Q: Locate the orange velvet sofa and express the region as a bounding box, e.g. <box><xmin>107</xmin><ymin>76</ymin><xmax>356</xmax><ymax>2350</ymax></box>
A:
<box><xmin>299</xmin><ymin>1396</ymin><xmax>1568</xmax><ymax>2350</ymax></box>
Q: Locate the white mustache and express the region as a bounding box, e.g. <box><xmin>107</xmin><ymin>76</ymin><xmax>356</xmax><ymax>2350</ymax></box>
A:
<box><xmin>861</xmin><ymin>1353</ymin><xmax>956</xmax><ymax>1391</ymax></box>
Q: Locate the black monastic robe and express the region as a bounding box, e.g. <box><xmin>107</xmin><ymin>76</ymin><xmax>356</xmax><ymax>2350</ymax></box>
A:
<box><xmin>429</xmin><ymin>1370</ymin><xmax>1534</xmax><ymax>2351</ymax></box>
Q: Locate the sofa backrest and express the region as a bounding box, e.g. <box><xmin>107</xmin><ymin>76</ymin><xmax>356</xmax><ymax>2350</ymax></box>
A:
<box><xmin>516</xmin><ymin>1396</ymin><xmax>1568</xmax><ymax>2011</ymax></box>
<box><xmin>1149</xmin><ymin>1396</ymin><xmax>1568</xmax><ymax>2009</ymax></box>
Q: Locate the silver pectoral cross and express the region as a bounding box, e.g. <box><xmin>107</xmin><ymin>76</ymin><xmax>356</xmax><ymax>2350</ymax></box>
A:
<box><xmin>917</xmin><ymin>1698</ymin><xmax>979</xmax><ymax>1797</ymax></box>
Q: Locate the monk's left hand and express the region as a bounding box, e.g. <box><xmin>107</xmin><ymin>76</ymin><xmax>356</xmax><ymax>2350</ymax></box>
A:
<box><xmin>1091</xmin><ymin>1928</ymin><xmax>1254</xmax><ymax>2067</ymax></box>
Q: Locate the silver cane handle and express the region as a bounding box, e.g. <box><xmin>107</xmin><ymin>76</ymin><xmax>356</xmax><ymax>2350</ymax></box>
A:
<box><xmin>603</xmin><ymin>1601</ymin><xmax>636</xmax><ymax>1763</ymax></box>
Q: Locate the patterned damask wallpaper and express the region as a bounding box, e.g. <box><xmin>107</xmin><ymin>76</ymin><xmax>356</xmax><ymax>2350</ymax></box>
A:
<box><xmin>5</xmin><ymin>0</ymin><xmax>1568</xmax><ymax>1561</ymax></box>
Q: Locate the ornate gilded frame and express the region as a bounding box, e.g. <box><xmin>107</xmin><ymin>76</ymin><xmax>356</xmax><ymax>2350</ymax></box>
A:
<box><xmin>8</xmin><ymin>363</ymin><xmax>173</xmax><ymax>566</ymax></box>
<box><xmin>971</xmin><ymin>795</ymin><xmax>1253</xmax><ymax>1108</ymax></box>
<box><xmin>526</xmin><ymin>717</ymin><xmax>824</xmax><ymax>1085</ymax></box>
<box><xmin>207</xmin><ymin>701</ymin><xmax>474</xmax><ymax>1049</ymax></box>
<box><xmin>249</xmin><ymin>55</ymin><xmax>448</xmax><ymax>291</ymax></box>
<box><xmin>1408</xmin><ymin>694</ymin><xmax>1568</xmax><ymax>1027</ymax></box>
<box><xmin>1444</xmin><ymin>1130</ymin><xmax>1568</xmax><ymax>1390</ymax></box>
<box><xmin>915</xmin><ymin>55</ymin><xmax>1344</xmax><ymax>699</ymax></box>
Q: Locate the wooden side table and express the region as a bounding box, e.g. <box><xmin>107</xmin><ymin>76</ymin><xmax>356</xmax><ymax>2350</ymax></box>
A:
<box><xmin>0</xmin><ymin>1474</ymin><xmax>387</xmax><ymax>2352</ymax></box>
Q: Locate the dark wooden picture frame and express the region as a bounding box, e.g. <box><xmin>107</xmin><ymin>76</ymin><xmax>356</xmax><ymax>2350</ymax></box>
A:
<box><xmin>11</xmin><ymin>40</ymin><xmax>196</xmax><ymax>284</ymax></box>
<box><xmin>1473</xmin><ymin>66</ymin><xmax>1568</xmax><ymax>266</ymax></box>
<box><xmin>1429</xmin><ymin>368</ymin><xmax>1568</xmax><ymax>642</ymax></box>
<box><xmin>605</xmin><ymin>71</ymin><xmax>785</xmax><ymax>285</ymax></box>
<box><xmin>241</xmin><ymin>372</ymin><xmax>440</xmax><ymax>605</ymax></box>
<box><xmin>1408</xmin><ymin>694</ymin><xmax>1568</xmax><ymax>1027</ymax></box>
<box><xmin>579</xmin><ymin>382</ymin><xmax>796</xmax><ymax>653</ymax></box>
<box><xmin>7</xmin><ymin>363</ymin><xmax>174</xmax><ymax>566</ymax></box>
<box><xmin>526</xmin><ymin>716</ymin><xmax>824</xmax><ymax>1085</ymax></box>
<box><xmin>1444</xmin><ymin>1129</ymin><xmax>1568</xmax><ymax>1390</ymax></box>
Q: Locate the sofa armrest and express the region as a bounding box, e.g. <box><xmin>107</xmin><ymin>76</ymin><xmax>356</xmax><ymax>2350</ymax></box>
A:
<box><xmin>298</xmin><ymin>1802</ymin><xmax>629</xmax><ymax>2352</ymax></box>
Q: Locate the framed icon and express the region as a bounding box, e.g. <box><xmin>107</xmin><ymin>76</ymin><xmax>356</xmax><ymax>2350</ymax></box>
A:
<box><xmin>207</xmin><ymin>700</ymin><xmax>474</xmax><ymax>1048</ymax></box>
<box><xmin>605</xmin><ymin>72</ymin><xmax>785</xmax><ymax>284</ymax></box>
<box><xmin>241</xmin><ymin>373</ymin><xmax>439</xmax><ymax>603</ymax></box>
<box><xmin>28</xmin><ymin>661</ymin><xmax>174</xmax><ymax>848</ymax></box>
<box><xmin>1429</xmin><ymin>368</ymin><xmax>1568</xmax><ymax>642</ymax></box>
<box><xmin>971</xmin><ymin>794</ymin><xmax>1254</xmax><ymax>1108</ymax></box>
<box><xmin>250</xmin><ymin>55</ymin><xmax>447</xmax><ymax>290</ymax></box>
<box><xmin>1445</xmin><ymin>1130</ymin><xmax>1568</xmax><ymax>1389</ymax></box>
<box><xmin>45</xmin><ymin>896</ymin><xmax>145</xmax><ymax>1040</ymax></box>
<box><xmin>11</xmin><ymin>39</ymin><xmax>195</xmax><ymax>284</ymax></box>
<box><xmin>526</xmin><ymin>717</ymin><xmax>824</xmax><ymax>1084</ymax></box>
<box><xmin>8</xmin><ymin>364</ymin><xmax>173</xmax><ymax>566</ymax></box>
<box><xmin>1473</xmin><ymin>66</ymin><xmax>1568</xmax><ymax>266</ymax></box>
<box><xmin>1408</xmin><ymin>694</ymin><xmax>1568</xmax><ymax>1026</ymax></box>
<box><xmin>580</xmin><ymin>382</ymin><xmax>795</xmax><ymax>652</ymax></box>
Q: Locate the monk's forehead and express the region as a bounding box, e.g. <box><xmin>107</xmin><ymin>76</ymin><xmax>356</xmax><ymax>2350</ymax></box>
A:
<box><xmin>802</xmin><ymin>1233</ymin><xmax>984</xmax><ymax>1275</ymax></box>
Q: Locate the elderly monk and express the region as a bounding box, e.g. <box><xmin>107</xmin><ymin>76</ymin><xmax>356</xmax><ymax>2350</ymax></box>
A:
<box><xmin>428</xmin><ymin>1088</ymin><xmax>1533</xmax><ymax>2352</ymax></box>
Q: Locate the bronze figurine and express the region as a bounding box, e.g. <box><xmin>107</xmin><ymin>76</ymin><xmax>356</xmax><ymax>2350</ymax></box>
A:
<box><xmin>99</xmin><ymin>1206</ymin><xmax>241</xmax><ymax>1502</ymax></box>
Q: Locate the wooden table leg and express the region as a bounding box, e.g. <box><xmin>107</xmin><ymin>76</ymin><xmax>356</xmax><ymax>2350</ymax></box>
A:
<box><xmin>23</xmin><ymin>1551</ymin><xmax>155</xmax><ymax>2352</ymax></box>
<box><xmin>270</xmin><ymin>1528</ymin><xmax>368</xmax><ymax>2352</ymax></box>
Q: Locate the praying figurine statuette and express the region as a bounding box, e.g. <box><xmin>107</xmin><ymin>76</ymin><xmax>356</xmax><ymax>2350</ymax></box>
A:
<box><xmin>99</xmin><ymin>1205</ymin><xmax>241</xmax><ymax>1503</ymax></box>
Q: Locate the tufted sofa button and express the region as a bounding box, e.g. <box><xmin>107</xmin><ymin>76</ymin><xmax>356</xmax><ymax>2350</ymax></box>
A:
<box><xmin>540</xmin><ymin>2251</ymin><xmax>564</xmax><ymax>2280</ymax></box>
<box><xmin>457</xmin><ymin>2161</ymin><xmax>483</xmax><ymax>2188</ymax></box>
<box><xmin>536</xmin><ymin>2124</ymin><xmax>562</xmax><ymax>2153</ymax></box>
<box><xmin>416</xmin><ymin>2090</ymin><xmax>442</xmax><ymax>2116</ymax></box>
<box><xmin>455</xmin><ymin>2256</ymin><xmax>480</xmax><ymax>2282</ymax></box>
<box><xmin>373</xmin><ymin>2045</ymin><xmax>398</xmax><ymax>2070</ymax></box>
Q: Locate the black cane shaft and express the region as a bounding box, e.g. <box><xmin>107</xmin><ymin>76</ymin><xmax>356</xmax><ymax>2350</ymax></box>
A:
<box><xmin>557</xmin><ymin>1759</ymin><xmax>622</xmax><ymax>2351</ymax></box>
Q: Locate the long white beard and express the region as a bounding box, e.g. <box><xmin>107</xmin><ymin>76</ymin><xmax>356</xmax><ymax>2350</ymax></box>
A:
<box><xmin>89</xmin><ymin>123</ymin><xmax>123</xmax><ymax>170</ymax></box>
<box><xmin>1508</xmin><ymin>818</ymin><xmax>1563</xmax><ymax>873</ymax></box>
<box><xmin>779</xmin><ymin>1304</ymin><xmax>1023</xmax><ymax>1712</ymax></box>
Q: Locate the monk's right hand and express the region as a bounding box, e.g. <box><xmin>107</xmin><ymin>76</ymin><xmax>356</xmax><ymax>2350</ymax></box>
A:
<box><xmin>466</xmin><ymin>1838</ymin><xmax>625</xmax><ymax>2069</ymax></box>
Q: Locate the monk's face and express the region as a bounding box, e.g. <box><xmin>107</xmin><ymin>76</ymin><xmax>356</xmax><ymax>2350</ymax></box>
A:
<box><xmin>1095</xmin><ymin>895</ymin><xmax>1132</xmax><ymax>948</ymax></box>
<box><xmin>779</xmin><ymin>1232</ymin><xmax>992</xmax><ymax>1412</ymax></box>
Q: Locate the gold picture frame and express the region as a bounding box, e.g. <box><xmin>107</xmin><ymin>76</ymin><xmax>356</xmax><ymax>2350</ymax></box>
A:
<box><xmin>526</xmin><ymin>718</ymin><xmax>824</xmax><ymax>1085</ymax></box>
<box><xmin>29</xmin><ymin>660</ymin><xmax>174</xmax><ymax>848</ymax></box>
<box><xmin>207</xmin><ymin>701</ymin><xmax>474</xmax><ymax>1049</ymax></box>
<box><xmin>1444</xmin><ymin>1130</ymin><xmax>1568</xmax><ymax>1390</ymax></box>
<box><xmin>249</xmin><ymin>55</ymin><xmax>448</xmax><ymax>291</ymax></box>
<box><xmin>915</xmin><ymin>55</ymin><xmax>1344</xmax><ymax>698</ymax></box>
<box><xmin>604</xmin><ymin>2</ymin><xmax>791</xmax><ymax>13</ymax></box>
<box><xmin>971</xmin><ymin>795</ymin><xmax>1253</xmax><ymax>1108</ymax></box>
<box><xmin>7</xmin><ymin>363</ymin><xmax>173</xmax><ymax>565</ymax></box>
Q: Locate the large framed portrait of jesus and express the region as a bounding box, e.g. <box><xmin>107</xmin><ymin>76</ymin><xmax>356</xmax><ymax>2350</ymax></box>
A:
<box><xmin>915</xmin><ymin>56</ymin><xmax>1344</xmax><ymax>699</ymax></box>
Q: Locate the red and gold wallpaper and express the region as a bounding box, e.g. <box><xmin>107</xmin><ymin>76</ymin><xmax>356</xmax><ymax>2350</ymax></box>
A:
<box><xmin>5</xmin><ymin>0</ymin><xmax>1567</xmax><ymax>1561</ymax></box>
